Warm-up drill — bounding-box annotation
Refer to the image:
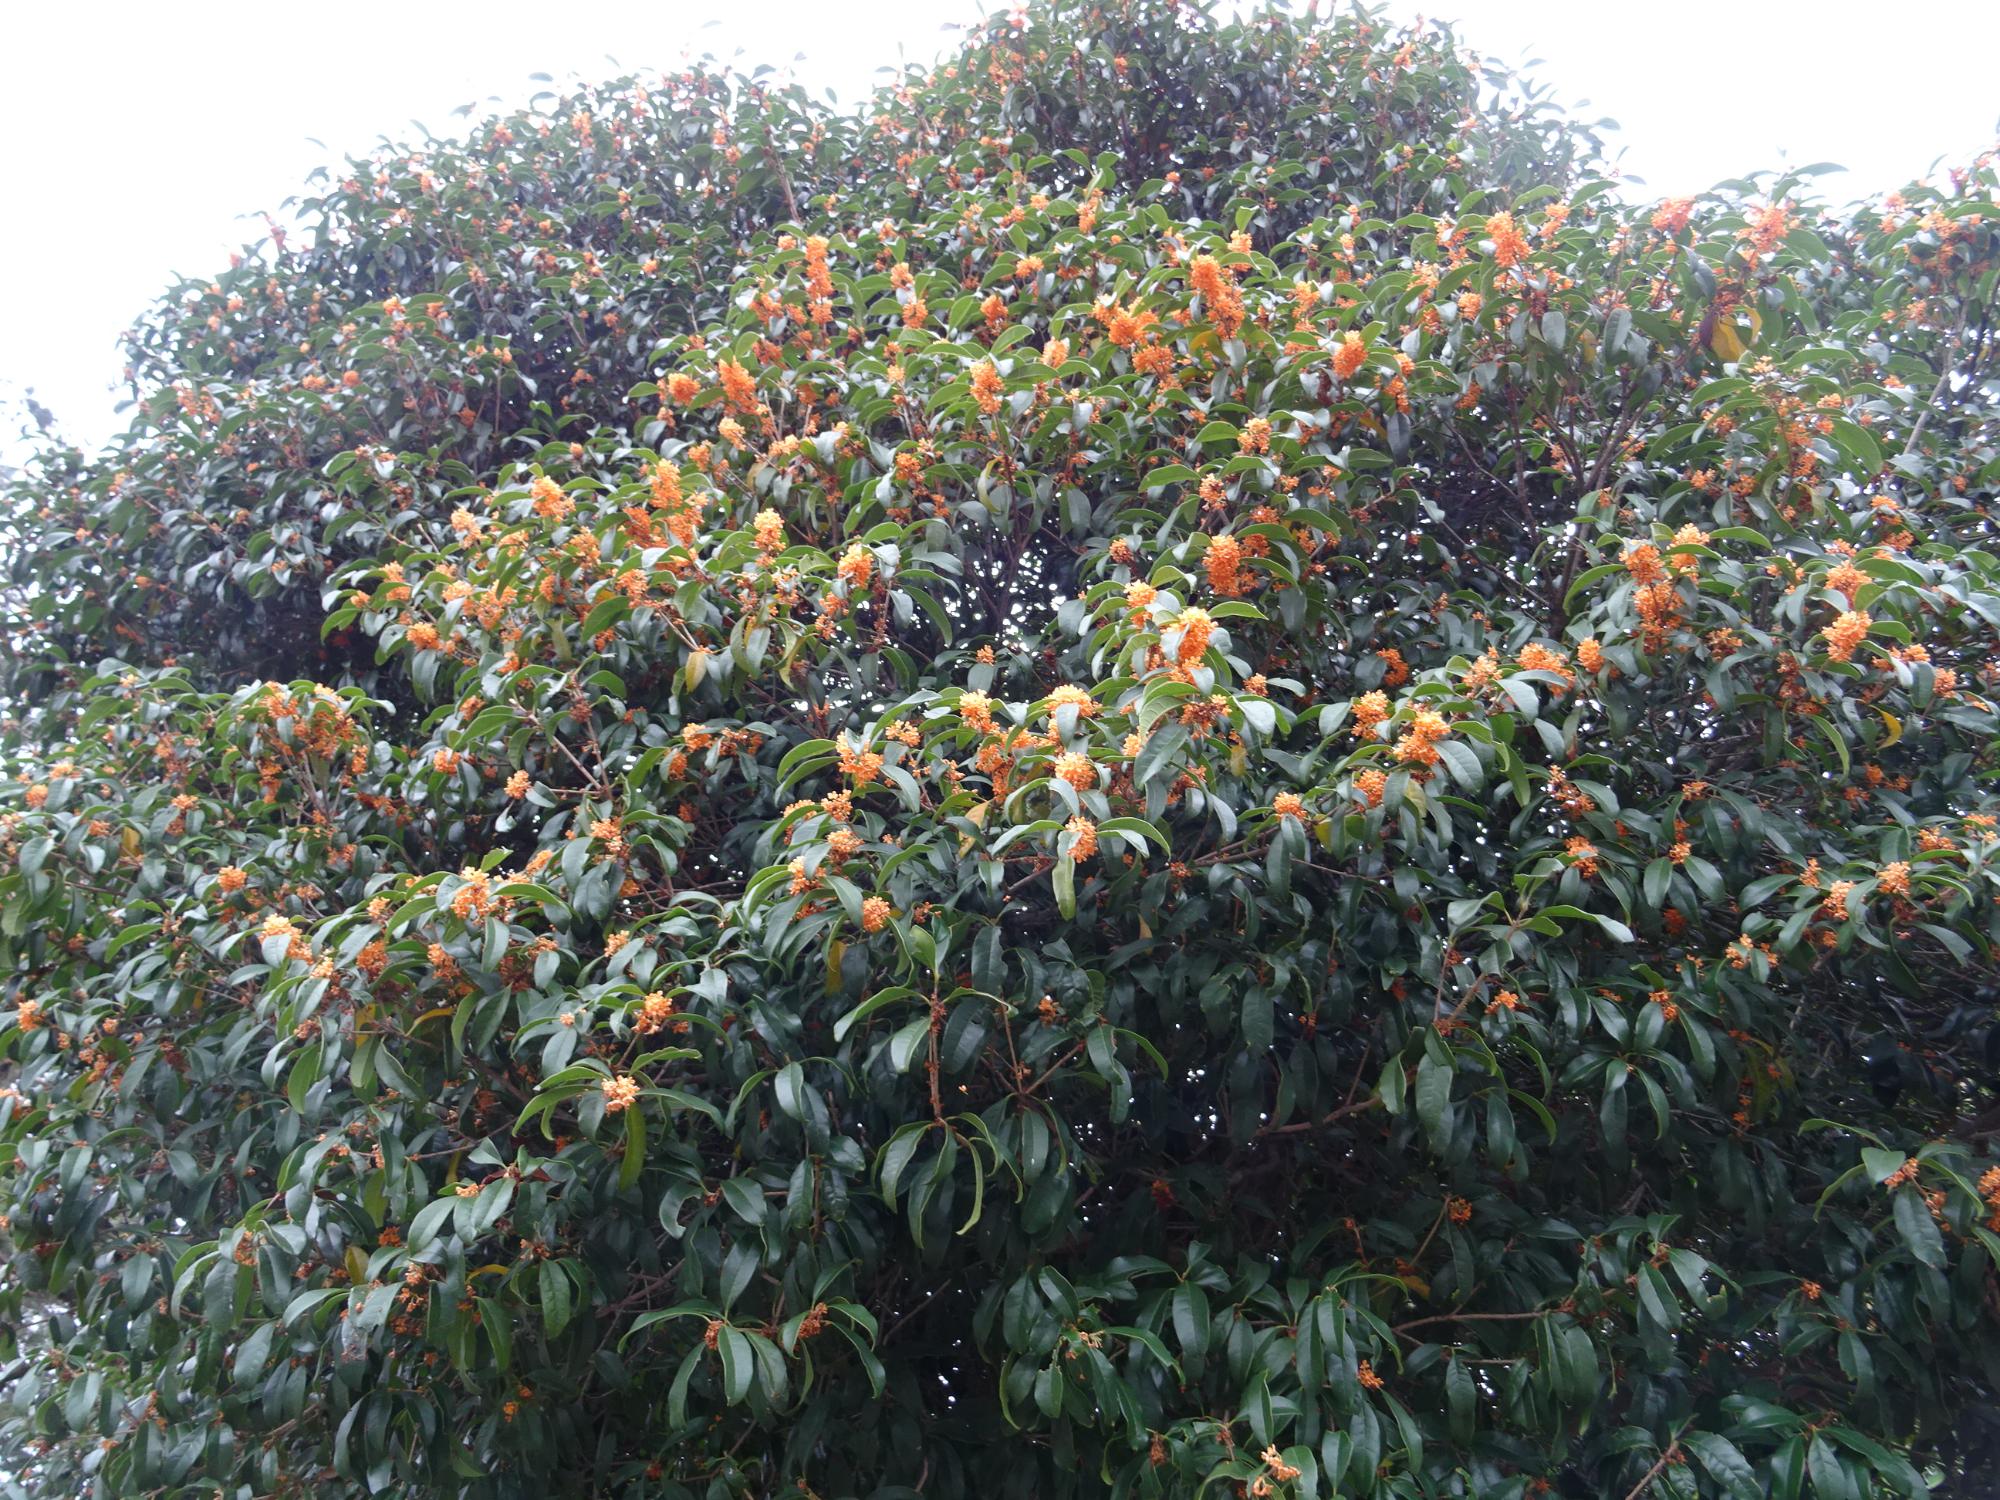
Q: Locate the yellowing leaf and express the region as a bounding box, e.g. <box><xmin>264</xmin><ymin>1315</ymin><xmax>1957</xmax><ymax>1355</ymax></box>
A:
<box><xmin>1709</xmin><ymin>304</ymin><xmax>1761</xmax><ymax>362</ymax></box>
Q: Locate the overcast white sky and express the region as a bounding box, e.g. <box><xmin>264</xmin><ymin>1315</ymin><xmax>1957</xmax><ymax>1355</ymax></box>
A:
<box><xmin>5</xmin><ymin>0</ymin><xmax>1997</xmax><ymax>454</ymax></box>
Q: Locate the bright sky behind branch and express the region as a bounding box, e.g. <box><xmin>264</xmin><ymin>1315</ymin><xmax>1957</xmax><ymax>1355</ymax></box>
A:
<box><xmin>4</xmin><ymin>0</ymin><xmax>1996</xmax><ymax>454</ymax></box>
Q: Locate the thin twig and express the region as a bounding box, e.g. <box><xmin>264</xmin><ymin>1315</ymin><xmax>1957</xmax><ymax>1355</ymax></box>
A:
<box><xmin>1621</xmin><ymin>1442</ymin><xmax>1681</xmax><ymax>1500</ymax></box>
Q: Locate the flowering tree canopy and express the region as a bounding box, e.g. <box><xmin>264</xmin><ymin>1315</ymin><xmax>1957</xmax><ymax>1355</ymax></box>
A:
<box><xmin>6</xmin><ymin>2</ymin><xmax>2000</xmax><ymax>1496</ymax></box>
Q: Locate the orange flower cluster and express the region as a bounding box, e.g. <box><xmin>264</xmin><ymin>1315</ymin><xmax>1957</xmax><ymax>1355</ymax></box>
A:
<box><xmin>1622</xmin><ymin>542</ymin><xmax>1666</xmax><ymax>585</ymax></box>
<box><xmin>717</xmin><ymin>357</ymin><xmax>759</xmax><ymax>414</ymax></box>
<box><xmin>1485</xmin><ymin>211</ymin><xmax>1531</xmax><ymax>268</ymax></box>
<box><xmin>754</xmin><ymin>509</ymin><xmax>785</xmax><ymax>555</ymax></box>
<box><xmin>1634</xmin><ymin>577</ymin><xmax>1681</xmax><ymax>650</ymax></box>
<box><xmin>1517</xmin><ymin>642</ymin><xmax>1573</xmax><ymax>690</ymax></box>
<box><xmin>1668</xmin><ymin>523</ymin><xmax>1710</xmax><ymax>576</ymax></box>
<box><xmin>1651</xmin><ymin>197</ymin><xmax>1694</xmax><ymax>235</ymax></box>
<box><xmin>959</xmin><ymin>691</ymin><xmax>997</xmax><ymax>734</ymax></box>
<box><xmin>1978</xmin><ymin>1167</ymin><xmax>2000</xmax><ymax>1232</ymax></box>
<box><xmin>836</xmin><ymin>735</ymin><xmax>884</xmax><ymax>785</ymax></box>
<box><xmin>1354</xmin><ymin>768</ymin><xmax>1388</xmax><ymax>807</ymax></box>
<box><xmin>1174</xmin><ymin>608</ymin><xmax>1215</xmax><ymax>666</ymax></box>
<box><xmin>1350</xmin><ymin>690</ymin><xmax>1391</xmax><ymax>739</ymax></box>
<box><xmin>838</xmin><ymin>543</ymin><xmax>875</xmax><ymax>591</ymax></box>
<box><xmin>1188</xmin><ymin>253</ymin><xmax>1244</xmax><ymax>338</ymax></box>
<box><xmin>971</xmin><ymin>359</ymin><xmax>1005</xmax><ymax>416</ymax></box>
<box><xmin>1204</xmin><ymin>533</ymin><xmax>1244</xmax><ymax>596</ymax></box>
<box><xmin>1064</xmin><ymin>816</ymin><xmax>1098</xmax><ymax>860</ymax></box>
<box><xmin>1096</xmin><ymin>299</ymin><xmax>1158</xmax><ymax>347</ymax></box>
<box><xmin>1054</xmin><ymin>752</ymin><xmax>1098</xmax><ymax>791</ymax></box>
<box><xmin>1394</xmin><ymin>709</ymin><xmax>1450</xmax><ymax>766</ymax></box>
<box><xmin>600</xmin><ymin>1075</ymin><xmax>641</xmax><ymax>1113</ymax></box>
<box><xmin>649</xmin><ymin>464</ymin><xmax>707</xmax><ymax>547</ymax></box>
<box><xmin>1258</xmin><ymin>1446</ymin><xmax>1301</xmax><ymax>1489</ymax></box>
<box><xmin>1821</xmin><ymin>609</ymin><xmax>1871</xmax><ymax>662</ymax></box>
<box><xmin>531</xmin><ymin>475</ymin><xmax>573</xmax><ymax>521</ymax></box>
<box><xmin>1332</xmin><ymin>330</ymin><xmax>1368</xmax><ymax>380</ymax></box>
<box><xmin>1826</xmin><ymin>559</ymin><xmax>1867</xmax><ymax>602</ymax></box>
<box><xmin>1045</xmin><ymin>684</ymin><xmax>1098</xmax><ymax>719</ymax></box>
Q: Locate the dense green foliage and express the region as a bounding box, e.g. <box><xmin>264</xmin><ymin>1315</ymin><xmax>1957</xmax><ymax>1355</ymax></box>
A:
<box><xmin>5</xmin><ymin>2</ymin><xmax>2000</xmax><ymax>1496</ymax></box>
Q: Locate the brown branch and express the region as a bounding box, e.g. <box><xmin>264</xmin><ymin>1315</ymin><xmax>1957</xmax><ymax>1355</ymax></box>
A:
<box><xmin>1392</xmin><ymin>1308</ymin><xmax>1551</xmax><ymax>1337</ymax></box>
<box><xmin>1621</xmin><ymin>1442</ymin><xmax>1682</xmax><ymax>1500</ymax></box>
<box><xmin>1256</xmin><ymin>1094</ymin><xmax>1382</xmax><ymax>1136</ymax></box>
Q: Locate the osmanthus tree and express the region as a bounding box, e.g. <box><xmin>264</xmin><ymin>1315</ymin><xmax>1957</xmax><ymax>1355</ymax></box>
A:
<box><xmin>6</xmin><ymin>4</ymin><xmax>2000</xmax><ymax>1498</ymax></box>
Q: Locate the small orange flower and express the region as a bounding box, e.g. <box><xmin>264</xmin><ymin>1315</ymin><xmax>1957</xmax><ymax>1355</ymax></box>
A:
<box><xmin>1351</xmin><ymin>690</ymin><xmax>1392</xmax><ymax>739</ymax></box>
<box><xmin>1822</xmin><ymin>609</ymin><xmax>1871</xmax><ymax>662</ymax></box>
<box><xmin>1045</xmin><ymin>684</ymin><xmax>1097</xmax><ymax>719</ymax></box>
<box><xmin>1064</xmin><ymin>816</ymin><xmax>1098</xmax><ymax>860</ymax></box>
<box><xmin>1204</xmin><ymin>534</ymin><xmax>1244</xmax><ymax>596</ymax></box>
<box><xmin>970</xmin><ymin>360</ymin><xmax>1005</xmax><ymax>416</ymax></box>
<box><xmin>1485</xmin><ymin>211</ymin><xmax>1530</xmax><ymax>267</ymax></box>
<box><xmin>1332</xmin><ymin>330</ymin><xmax>1368</xmax><ymax>380</ymax></box>
<box><xmin>1173</xmin><ymin>608</ymin><xmax>1215</xmax><ymax>666</ymax></box>
<box><xmin>1053</xmin><ymin>752</ymin><xmax>1097</xmax><ymax>791</ymax></box>
<box><xmin>717</xmin><ymin>358</ymin><xmax>758</xmax><ymax>412</ymax></box>
<box><xmin>838</xmin><ymin>543</ymin><xmax>875</xmax><ymax>590</ymax></box>
<box><xmin>754</xmin><ymin>509</ymin><xmax>785</xmax><ymax>554</ymax></box>
<box><xmin>600</xmin><ymin>1075</ymin><xmax>641</xmax><ymax>1113</ymax></box>
<box><xmin>1622</xmin><ymin>543</ymin><xmax>1666</xmax><ymax>586</ymax></box>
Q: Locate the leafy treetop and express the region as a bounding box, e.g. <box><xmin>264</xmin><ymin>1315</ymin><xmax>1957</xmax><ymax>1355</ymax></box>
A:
<box><xmin>4</xmin><ymin>3</ymin><xmax>2000</xmax><ymax>1498</ymax></box>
